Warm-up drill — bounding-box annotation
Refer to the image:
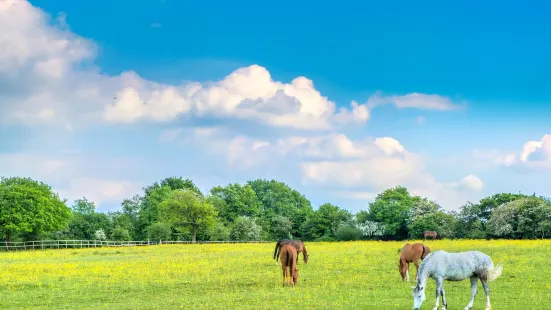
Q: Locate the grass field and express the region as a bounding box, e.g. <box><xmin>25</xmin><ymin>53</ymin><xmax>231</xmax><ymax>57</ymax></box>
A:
<box><xmin>0</xmin><ymin>240</ymin><xmax>549</xmax><ymax>309</ymax></box>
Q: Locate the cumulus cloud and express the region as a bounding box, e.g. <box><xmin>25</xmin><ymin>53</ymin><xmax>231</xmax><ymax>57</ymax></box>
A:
<box><xmin>474</xmin><ymin>134</ymin><xmax>551</xmax><ymax>169</ymax></box>
<box><xmin>0</xmin><ymin>0</ymin><xmax>482</xmax><ymax>210</ymax></box>
<box><xmin>180</xmin><ymin>129</ymin><xmax>484</xmax><ymax>209</ymax></box>
<box><xmin>1</xmin><ymin>0</ymin><xmax>462</xmax><ymax>132</ymax></box>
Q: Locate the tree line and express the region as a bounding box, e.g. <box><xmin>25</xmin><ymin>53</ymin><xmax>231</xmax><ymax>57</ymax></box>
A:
<box><xmin>1</xmin><ymin>176</ymin><xmax>550</xmax><ymax>243</ymax></box>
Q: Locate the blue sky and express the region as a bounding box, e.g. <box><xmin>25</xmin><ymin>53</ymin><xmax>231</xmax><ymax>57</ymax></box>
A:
<box><xmin>1</xmin><ymin>0</ymin><xmax>550</xmax><ymax>213</ymax></box>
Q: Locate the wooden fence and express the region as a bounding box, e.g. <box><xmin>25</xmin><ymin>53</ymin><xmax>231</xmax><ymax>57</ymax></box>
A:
<box><xmin>0</xmin><ymin>240</ymin><xmax>272</xmax><ymax>252</ymax></box>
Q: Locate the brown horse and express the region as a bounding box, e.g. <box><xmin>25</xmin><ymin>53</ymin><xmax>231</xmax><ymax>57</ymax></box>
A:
<box><xmin>273</xmin><ymin>240</ymin><xmax>308</xmax><ymax>264</ymax></box>
<box><xmin>398</xmin><ymin>242</ymin><xmax>431</xmax><ymax>281</ymax></box>
<box><xmin>423</xmin><ymin>230</ymin><xmax>440</xmax><ymax>240</ymax></box>
<box><xmin>279</xmin><ymin>244</ymin><xmax>299</xmax><ymax>287</ymax></box>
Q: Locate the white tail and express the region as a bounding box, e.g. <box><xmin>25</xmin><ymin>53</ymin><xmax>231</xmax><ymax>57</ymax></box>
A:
<box><xmin>485</xmin><ymin>264</ymin><xmax>503</xmax><ymax>282</ymax></box>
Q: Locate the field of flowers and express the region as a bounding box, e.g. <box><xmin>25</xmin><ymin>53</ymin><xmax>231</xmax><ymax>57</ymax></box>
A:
<box><xmin>0</xmin><ymin>240</ymin><xmax>548</xmax><ymax>309</ymax></box>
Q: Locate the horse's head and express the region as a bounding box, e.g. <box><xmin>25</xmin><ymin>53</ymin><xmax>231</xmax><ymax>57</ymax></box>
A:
<box><xmin>398</xmin><ymin>260</ymin><xmax>404</xmax><ymax>279</ymax></box>
<box><xmin>304</xmin><ymin>253</ymin><xmax>309</xmax><ymax>264</ymax></box>
<box><xmin>292</xmin><ymin>269</ymin><xmax>299</xmax><ymax>284</ymax></box>
<box><xmin>412</xmin><ymin>284</ymin><xmax>426</xmax><ymax>310</ymax></box>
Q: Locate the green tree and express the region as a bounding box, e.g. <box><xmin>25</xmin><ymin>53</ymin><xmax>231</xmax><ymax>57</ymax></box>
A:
<box><xmin>247</xmin><ymin>179</ymin><xmax>313</xmax><ymax>238</ymax></box>
<box><xmin>270</xmin><ymin>215</ymin><xmax>293</xmax><ymax>240</ymax></box>
<box><xmin>477</xmin><ymin>193</ymin><xmax>528</xmax><ymax>222</ymax></box>
<box><xmin>335</xmin><ymin>225</ymin><xmax>362</xmax><ymax>241</ymax></box>
<box><xmin>487</xmin><ymin>199</ymin><xmax>524</xmax><ymax>238</ymax></box>
<box><xmin>209</xmin><ymin>183</ymin><xmax>262</xmax><ymax>223</ymax></box>
<box><xmin>0</xmin><ymin>177</ymin><xmax>71</xmax><ymax>241</ymax></box>
<box><xmin>300</xmin><ymin>203</ymin><xmax>351</xmax><ymax>240</ymax></box>
<box><xmin>136</xmin><ymin>185</ymin><xmax>172</xmax><ymax>239</ymax></box>
<box><xmin>136</xmin><ymin>177</ymin><xmax>202</xmax><ymax>238</ymax></box>
<box><xmin>207</xmin><ymin>221</ymin><xmax>231</xmax><ymax>241</ymax></box>
<box><xmin>110</xmin><ymin>227</ymin><xmax>131</xmax><ymax>241</ymax></box>
<box><xmin>67</xmin><ymin>198</ymin><xmax>110</xmax><ymax>240</ymax></box>
<box><xmin>366</xmin><ymin>186</ymin><xmax>415</xmax><ymax>240</ymax></box>
<box><xmin>517</xmin><ymin>197</ymin><xmax>551</xmax><ymax>239</ymax></box>
<box><xmin>158</xmin><ymin>189</ymin><xmax>217</xmax><ymax>242</ymax></box>
<box><xmin>147</xmin><ymin>222</ymin><xmax>172</xmax><ymax>241</ymax></box>
<box><xmin>408</xmin><ymin>211</ymin><xmax>456</xmax><ymax>239</ymax></box>
<box><xmin>231</xmin><ymin>216</ymin><xmax>262</xmax><ymax>241</ymax></box>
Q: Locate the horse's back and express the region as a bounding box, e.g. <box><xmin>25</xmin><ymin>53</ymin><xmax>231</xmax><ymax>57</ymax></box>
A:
<box><xmin>280</xmin><ymin>244</ymin><xmax>297</xmax><ymax>265</ymax></box>
<box><xmin>426</xmin><ymin>250</ymin><xmax>494</xmax><ymax>277</ymax></box>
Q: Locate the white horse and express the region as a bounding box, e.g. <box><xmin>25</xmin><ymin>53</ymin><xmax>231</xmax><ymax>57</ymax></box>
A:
<box><xmin>412</xmin><ymin>250</ymin><xmax>502</xmax><ymax>310</ymax></box>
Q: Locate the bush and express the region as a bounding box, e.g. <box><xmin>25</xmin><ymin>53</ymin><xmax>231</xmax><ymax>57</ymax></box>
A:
<box><xmin>110</xmin><ymin>227</ymin><xmax>131</xmax><ymax>241</ymax></box>
<box><xmin>94</xmin><ymin>229</ymin><xmax>107</xmax><ymax>240</ymax></box>
<box><xmin>208</xmin><ymin>222</ymin><xmax>230</xmax><ymax>241</ymax></box>
<box><xmin>231</xmin><ymin>216</ymin><xmax>262</xmax><ymax>241</ymax></box>
<box><xmin>335</xmin><ymin>226</ymin><xmax>362</xmax><ymax>241</ymax></box>
<box><xmin>314</xmin><ymin>235</ymin><xmax>336</xmax><ymax>242</ymax></box>
<box><xmin>147</xmin><ymin>222</ymin><xmax>172</xmax><ymax>241</ymax></box>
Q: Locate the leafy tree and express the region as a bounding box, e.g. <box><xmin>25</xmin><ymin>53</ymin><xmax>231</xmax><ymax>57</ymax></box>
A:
<box><xmin>207</xmin><ymin>221</ymin><xmax>231</xmax><ymax>241</ymax></box>
<box><xmin>136</xmin><ymin>185</ymin><xmax>172</xmax><ymax>239</ymax></box>
<box><xmin>366</xmin><ymin>186</ymin><xmax>415</xmax><ymax>239</ymax></box>
<box><xmin>147</xmin><ymin>222</ymin><xmax>172</xmax><ymax>241</ymax></box>
<box><xmin>94</xmin><ymin>229</ymin><xmax>107</xmax><ymax>240</ymax></box>
<box><xmin>487</xmin><ymin>200</ymin><xmax>523</xmax><ymax>238</ymax></box>
<box><xmin>0</xmin><ymin>177</ymin><xmax>71</xmax><ymax>241</ymax></box>
<box><xmin>231</xmin><ymin>216</ymin><xmax>262</xmax><ymax>241</ymax></box>
<box><xmin>270</xmin><ymin>215</ymin><xmax>293</xmax><ymax>240</ymax></box>
<box><xmin>110</xmin><ymin>227</ymin><xmax>132</xmax><ymax>241</ymax></box>
<box><xmin>517</xmin><ymin>197</ymin><xmax>551</xmax><ymax>239</ymax></box>
<box><xmin>335</xmin><ymin>225</ymin><xmax>362</xmax><ymax>241</ymax></box>
<box><xmin>247</xmin><ymin>179</ymin><xmax>313</xmax><ymax>238</ymax></box>
<box><xmin>408</xmin><ymin>211</ymin><xmax>456</xmax><ymax>239</ymax></box>
<box><xmin>477</xmin><ymin>193</ymin><xmax>528</xmax><ymax>223</ymax></box>
<box><xmin>407</xmin><ymin>197</ymin><xmax>442</xmax><ymax>225</ymax></box>
<box><xmin>137</xmin><ymin>177</ymin><xmax>202</xmax><ymax>238</ymax></box>
<box><xmin>356</xmin><ymin>220</ymin><xmax>386</xmax><ymax>239</ymax></box>
<box><xmin>67</xmin><ymin>198</ymin><xmax>110</xmax><ymax>240</ymax></box>
<box><xmin>454</xmin><ymin>202</ymin><xmax>486</xmax><ymax>239</ymax></box>
<box><xmin>159</xmin><ymin>189</ymin><xmax>217</xmax><ymax>242</ymax></box>
<box><xmin>301</xmin><ymin>203</ymin><xmax>351</xmax><ymax>240</ymax></box>
<box><xmin>209</xmin><ymin>183</ymin><xmax>262</xmax><ymax>223</ymax></box>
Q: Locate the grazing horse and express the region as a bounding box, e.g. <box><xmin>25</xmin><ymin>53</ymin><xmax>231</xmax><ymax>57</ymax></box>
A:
<box><xmin>398</xmin><ymin>243</ymin><xmax>431</xmax><ymax>281</ymax></box>
<box><xmin>273</xmin><ymin>240</ymin><xmax>309</xmax><ymax>264</ymax></box>
<box><xmin>423</xmin><ymin>231</ymin><xmax>439</xmax><ymax>240</ymax></box>
<box><xmin>412</xmin><ymin>250</ymin><xmax>502</xmax><ymax>310</ymax></box>
<box><xmin>279</xmin><ymin>244</ymin><xmax>299</xmax><ymax>287</ymax></box>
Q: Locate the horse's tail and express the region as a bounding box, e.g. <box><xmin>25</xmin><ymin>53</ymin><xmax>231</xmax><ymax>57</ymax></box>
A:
<box><xmin>420</xmin><ymin>245</ymin><xmax>426</xmax><ymax>260</ymax></box>
<box><xmin>274</xmin><ymin>242</ymin><xmax>280</xmax><ymax>261</ymax></box>
<box><xmin>481</xmin><ymin>264</ymin><xmax>503</xmax><ymax>282</ymax></box>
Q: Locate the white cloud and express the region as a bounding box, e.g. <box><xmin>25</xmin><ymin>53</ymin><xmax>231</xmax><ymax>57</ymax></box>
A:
<box><xmin>0</xmin><ymin>0</ymin><xmax>486</xmax><ymax>212</ymax></box>
<box><xmin>56</xmin><ymin>178</ymin><xmax>142</xmax><ymax>209</ymax></box>
<box><xmin>182</xmin><ymin>130</ymin><xmax>484</xmax><ymax>209</ymax></box>
<box><xmin>475</xmin><ymin>135</ymin><xmax>551</xmax><ymax>169</ymax></box>
<box><xmin>0</xmin><ymin>151</ymin><xmax>143</xmax><ymax>210</ymax></box>
<box><xmin>1</xmin><ymin>0</ymin><xmax>462</xmax><ymax>132</ymax></box>
<box><xmin>367</xmin><ymin>92</ymin><xmax>463</xmax><ymax>110</ymax></box>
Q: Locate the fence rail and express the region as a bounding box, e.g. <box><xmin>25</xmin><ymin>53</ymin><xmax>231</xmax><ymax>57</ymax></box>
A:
<box><xmin>0</xmin><ymin>239</ymin><xmax>272</xmax><ymax>252</ymax></box>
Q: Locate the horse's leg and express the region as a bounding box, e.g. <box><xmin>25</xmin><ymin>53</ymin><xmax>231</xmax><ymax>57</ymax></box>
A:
<box><xmin>440</xmin><ymin>280</ymin><xmax>448</xmax><ymax>310</ymax></box>
<box><xmin>413</xmin><ymin>260</ymin><xmax>420</xmax><ymax>281</ymax></box>
<box><xmin>432</xmin><ymin>277</ymin><xmax>444</xmax><ymax>310</ymax></box>
<box><xmin>282</xmin><ymin>264</ymin><xmax>287</xmax><ymax>287</ymax></box>
<box><xmin>481</xmin><ymin>279</ymin><xmax>491</xmax><ymax>310</ymax></box>
<box><xmin>464</xmin><ymin>276</ymin><xmax>478</xmax><ymax>310</ymax></box>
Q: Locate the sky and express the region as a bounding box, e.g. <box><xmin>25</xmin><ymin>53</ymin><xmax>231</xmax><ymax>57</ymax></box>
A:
<box><xmin>1</xmin><ymin>0</ymin><xmax>550</xmax><ymax>213</ymax></box>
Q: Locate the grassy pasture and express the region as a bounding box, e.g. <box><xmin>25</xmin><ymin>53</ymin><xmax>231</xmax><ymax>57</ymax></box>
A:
<box><xmin>0</xmin><ymin>240</ymin><xmax>548</xmax><ymax>309</ymax></box>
